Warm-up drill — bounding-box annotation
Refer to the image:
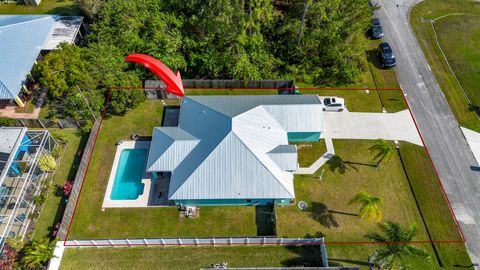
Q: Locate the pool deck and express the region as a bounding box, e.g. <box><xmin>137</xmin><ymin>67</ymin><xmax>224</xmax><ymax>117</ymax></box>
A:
<box><xmin>101</xmin><ymin>140</ymin><xmax>153</xmax><ymax>208</ymax></box>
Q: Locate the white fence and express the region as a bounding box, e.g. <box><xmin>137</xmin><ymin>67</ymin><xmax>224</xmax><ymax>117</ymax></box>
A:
<box><xmin>64</xmin><ymin>237</ymin><xmax>325</xmax><ymax>247</ymax></box>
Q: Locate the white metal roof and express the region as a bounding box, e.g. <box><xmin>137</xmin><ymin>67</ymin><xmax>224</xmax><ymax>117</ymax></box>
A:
<box><xmin>147</xmin><ymin>95</ymin><xmax>323</xmax><ymax>201</ymax></box>
<box><xmin>146</xmin><ymin>127</ymin><xmax>199</xmax><ymax>172</ymax></box>
<box><xmin>0</xmin><ymin>15</ymin><xmax>82</xmax><ymax>100</ymax></box>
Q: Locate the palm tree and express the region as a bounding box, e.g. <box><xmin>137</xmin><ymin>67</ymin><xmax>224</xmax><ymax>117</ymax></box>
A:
<box><xmin>365</xmin><ymin>221</ymin><xmax>432</xmax><ymax>269</ymax></box>
<box><xmin>349</xmin><ymin>191</ymin><xmax>383</xmax><ymax>222</ymax></box>
<box><xmin>369</xmin><ymin>139</ymin><xmax>395</xmax><ymax>167</ymax></box>
<box><xmin>21</xmin><ymin>238</ymin><xmax>56</xmax><ymax>269</ymax></box>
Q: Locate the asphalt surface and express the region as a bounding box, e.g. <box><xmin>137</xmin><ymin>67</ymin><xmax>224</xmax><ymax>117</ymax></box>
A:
<box><xmin>374</xmin><ymin>0</ymin><xmax>480</xmax><ymax>266</ymax></box>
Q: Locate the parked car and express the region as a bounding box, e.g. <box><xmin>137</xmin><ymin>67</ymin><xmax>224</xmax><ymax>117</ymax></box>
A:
<box><xmin>371</xmin><ymin>18</ymin><xmax>384</xmax><ymax>39</ymax></box>
<box><xmin>322</xmin><ymin>97</ymin><xmax>346</xmax><ymax>112</ymax></box>
<box><xmin>378</xmin><ymin>42</ymin><xmax>396</xmax><ymax>68</ymax></box>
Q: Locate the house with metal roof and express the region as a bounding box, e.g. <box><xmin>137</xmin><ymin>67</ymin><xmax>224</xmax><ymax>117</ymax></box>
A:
<box><xmin>0</xmin><ymin>15</ymin><xmax>83</xmax><ymax>107</ymax></box>
<box><xmin>146</xmin><ymin>95</ymin><xmax>324</xmax><ymax>206</ymax></box>
<box><xmin>0</xmin><ymin>126</ymin><xmax>56</xmax><ymax>253</ymax></box>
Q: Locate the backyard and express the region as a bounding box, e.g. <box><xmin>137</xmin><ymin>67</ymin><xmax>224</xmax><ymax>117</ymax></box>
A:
<box><xmin>410</xmin><ymin>0</ymin><xmax>480</xmax><ymax>131</ymax></box>
<box><xmin>68</xmin><ymin>99</ymin><xmax>258</xmax><ymax>239</ymax></box>
<box><xmin>33</xmin><ymin>129</ymin><xmax>86</xmax><ymax>239</ymax></box>
<box><xmin>60</xmin><ymin>245</ymin><xmax>323</xmax><ymax>270</ymax></box>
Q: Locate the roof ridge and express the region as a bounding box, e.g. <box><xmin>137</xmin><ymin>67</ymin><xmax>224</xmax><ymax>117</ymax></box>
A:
<box><xmin>232</xmin><ymin>131</ymin><xmax>295</xmax><ymax>198</ymax></box>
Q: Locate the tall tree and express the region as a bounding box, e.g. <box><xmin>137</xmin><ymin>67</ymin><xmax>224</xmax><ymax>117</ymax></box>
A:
<box><xmin>349</xmin><ymin>191</ymin><xmax>383</xmax><ymax>221</ymax></box>
<box><xmin>365</xmin><ymin>221</ymin><xmax>432</xmax><ymax>269</ymax></box>
<box><xmin>369</xmin><ymin>139</ymin><xmax>396</xmax><ymax>167</ymax></box>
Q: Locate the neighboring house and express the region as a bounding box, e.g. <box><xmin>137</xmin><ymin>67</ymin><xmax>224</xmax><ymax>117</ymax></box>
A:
<box><xmin>146</xmin><ymin>95</ymin><xmax>323</xmax><ymax>206</ymax></box>
<box><xmin>0</xmin><ymin>127</ymin><xmax>56</xmax><ymax>252</ymax></box>
<box><xmin>16</xmin><ymin>0</ymin><xmax>42</xmax><ymax>6</ymax></box>
<box><xmin>0</xmin><ymin>15</ymin><xmax>84</xmax><ymax>107</ymax></box>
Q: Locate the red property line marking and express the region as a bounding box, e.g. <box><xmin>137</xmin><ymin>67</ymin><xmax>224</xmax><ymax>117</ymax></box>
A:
<box><xmin>400</xmin><ymin>93</ymin><xmax>466</xmax><ymax>242</ymax></box>
<box><xmin>63</xmin><ymin>91</ymin><xmax>112</xmax><ymax>245</ymax></box>
<box><xmin>122</xmin><ymin>86</ymin><xmax>402</xmax><ymax>91</ymax></box>
<box><xmin>64</xmin><ymin>87</ymin><xmax>465</xmax><ymax>246</ymax></box>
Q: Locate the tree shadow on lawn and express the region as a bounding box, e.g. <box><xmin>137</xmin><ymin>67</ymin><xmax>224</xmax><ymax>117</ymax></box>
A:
<box><xmin>307</xmin><ymin>202</ymin><xmax>358</xmax><ymax>229</ymax></box>
<box><xmin>366</xmin><ymin>48</ymin><xmax>383</xmax><ymax>70</ymax></box>
<box><xmin>326</xmin><ymin>155</ymin><xmax>377</xmax><ymax>174</ymax></box>
<box><xmin>281</xmin><ymin>245</ymin><xmax>324</xmax><ymax>267</ymax></box>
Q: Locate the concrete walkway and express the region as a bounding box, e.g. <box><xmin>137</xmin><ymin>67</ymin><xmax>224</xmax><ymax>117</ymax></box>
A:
<box><xmin>322</xmin><ymin>110</ymin><xmax>422</xmax><ymax>146</ymax></box>
<box><xmin>296</xmin><ymin>138</ymin><xmax>335</xmax><ymax>174</ymax></box>
<box><xmin>461</xmin><ymin>127</ymin><xmax>480</xmax><ymax>166</ymax></box>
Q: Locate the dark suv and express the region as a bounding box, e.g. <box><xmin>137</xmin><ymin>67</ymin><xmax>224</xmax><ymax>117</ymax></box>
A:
<box><xmin>378</xmin><ymin>42</ymin><xmax>396</xmax><ymax>68</ymax></box>
<box><xmin>371</xmin><ymin>18</ymin><xmax>384</xmax><ymax>39</ymax></box>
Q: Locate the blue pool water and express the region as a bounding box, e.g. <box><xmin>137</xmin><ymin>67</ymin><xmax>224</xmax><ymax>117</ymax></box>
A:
<box><xmin>110</xmin><ymin>149</ymin><xmax>147</xmax><ymax>200</ymax></box>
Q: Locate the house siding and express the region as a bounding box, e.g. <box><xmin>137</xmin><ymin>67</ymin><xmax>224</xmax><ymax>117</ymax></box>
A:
<box><xmin>174</xmin><ymin>198</ymin><xmax>291</xmax><ymax>206</ymax></box>
<box><xmin>287</xmin><ymin>132</ymin><xmax>321</xmax><ymax>142</ymax></box>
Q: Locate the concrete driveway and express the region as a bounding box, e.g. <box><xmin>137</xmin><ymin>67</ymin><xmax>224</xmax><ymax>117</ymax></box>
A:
<box><xmin>374</xmin><ymin>0</ymin><xmax>480</xmax><ymax>265</ymax></box>
<box><xmin>322</xmin><ymin>110</ymin><xmax>422</xmax><ymax>145</ymax></box>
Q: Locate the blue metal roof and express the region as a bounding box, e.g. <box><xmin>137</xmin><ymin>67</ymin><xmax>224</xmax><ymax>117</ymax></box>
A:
<box><xmin>0</xmin><ymin>15</ymin><xmax>57</xmax><ymax>100</ymax></box>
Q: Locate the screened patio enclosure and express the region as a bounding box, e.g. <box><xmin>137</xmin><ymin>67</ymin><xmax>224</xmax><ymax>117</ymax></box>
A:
<box><xmin>0</xmin><ymin>127</ymin><xmax>56</xmax><ymax>252</ymax></box>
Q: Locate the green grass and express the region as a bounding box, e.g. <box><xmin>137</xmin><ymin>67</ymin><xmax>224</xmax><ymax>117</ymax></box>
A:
<box><xmin>292</xmin><ymin>140</ymin><xmax>327</xmax><ymax>167</ymax></box>
<box><xmin>68</xmin><ymin>100</ymin><xmax>256</xmax><ymax>239</ymax></box>
<box><xmin>276</xmin><ymin>140</ymin><xmax>428</xmax><ymax>241</ymax></box>
<box><xmin>276</xmin><ymin>139</ymin><xmax>471</xmax><ymax>269</ymax></box>
<box><xmin>0</xmin><ymin>0</ymin><xmax>81</xmax><ymax>15</ymax></box>
<box><xmin>410</xmin><ymin>0</ymin><xmax>480</xmax><ymax>131</ymax></box>
<box><xmin>34</xmin><ymin>129</ymin><xmax>86</xmax><ymax>239</ymax></box>
<box><xmin>60</xmin><ymin>246</ymin><xmax>323</xmax><ymax>270</ymax></box>
<box><xmin>399</xmin><ymin>142</ymin><xmax>472</xmax><ymax>268</ymax></box>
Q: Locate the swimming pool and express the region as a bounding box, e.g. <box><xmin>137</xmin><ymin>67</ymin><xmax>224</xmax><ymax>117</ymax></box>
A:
<box><xmin>110</xmin><ymin>149</ymin><xmax>147</xmax><ymax>200</ymax></box>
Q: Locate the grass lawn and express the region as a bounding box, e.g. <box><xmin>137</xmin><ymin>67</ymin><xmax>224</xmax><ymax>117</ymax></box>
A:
<box><xmin>410</xmin><ymin>0</ymin><xmax>480</xmax><ymax>132</ymax></box>
<box><xmin>60</xmin><ymin>246</ymin><xmax>323</xmax><ymax>270</ymax></box>
<box><xmin>292</xmin><ymin>140</ymin><xmax>327</xmax><ymax>167</ymax></box>
<box><xmin>33</xmin><ymin>129</ymin><xmax>86</xmax><ymax>239</ymax></box>
<box><xmin>276</xmin><ymin>139</ymin><xmax>471</xmax><ymax>268</ymax></box>
<box><xmin>398</xmin><ymin>142</ymin><xmax>472</xmax><ymax>267</ymax></box>
<box><xmin>0</xmin><ymin>0</ymin><xmax>81</xmax><ymax>15</ymax></box>
<box><xmin>68</xmin><ymin>100</ymin><xmax>256</xmax><ymax>239</ymax></box>
<box><xmin>276</xmin><ymin>140</ymin><xmax>428</xmax><ymax>241</ymax></box>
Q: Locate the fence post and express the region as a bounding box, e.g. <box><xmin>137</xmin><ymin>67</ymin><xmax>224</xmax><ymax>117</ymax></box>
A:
<box><xmin>212</xmin><ymin>238</ymin><xmax>216</xmax><ymax>247</ymax></box>
<box><xmin>178</xmin><ymin>238</ymin><xmax>182</xmax><ymax>246</ymax></box>
<box><xmin>109</xmin><ymin>239</ymin><xmax>115</xmax><ymax>247</ymax></box>
<box><xmin>91</xmin><ymin>240</ymin><xmax>96</xmax><ymax>247</ymax></box>
<box><xmin>195</xmin><ymin>238</ymin><xmax>198</xmax><ymax>247</ymax></box>
<box><xmin>228</xmin><ymin>237</ymin><xmax>232</xmax><ymax>246</ymax></box>
<box><xmin>73</xmin><ymin>240</ymin><xmax>78</xmax><ymax>247</ymax></box>
<box><xmin>126</xmin><ymin>239</ymin><xmax>131</xmax><ymax>247</ymax></box>
<box><xmin>144</xmin><ymin>238</ymin><xmax>148</xmax><ymax>247</ymax></box>
<box><xmin>245</xmin><ymin>237</ymin><xmax>249</xmax><ymax>246</ymax></box>
<box><xmin>279</xmin><ymin>238</ymin><xmax>283</xmax><ymax>245</ymax></box>
<box><xmin>262</xmin><ymin>237</ymin><xmax>266</xmax><ymax>246</ymax></box>
<box><xmin>161</xmin><ymin>238</ymin><xmax>165</xmax><ymax>247</ymax></box>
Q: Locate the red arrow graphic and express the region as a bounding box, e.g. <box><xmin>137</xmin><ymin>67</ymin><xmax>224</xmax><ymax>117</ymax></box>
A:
<box><xmin>125</xmin><ymin>53</ymin><xmax>185</xmax><ymax>97</ymax></box>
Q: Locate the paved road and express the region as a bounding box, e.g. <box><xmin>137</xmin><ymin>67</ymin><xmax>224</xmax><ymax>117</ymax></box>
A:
<box><xmin>374</xmin><ymin>0</ymin><xmax>480</xmax><ymax>266</ymax></box>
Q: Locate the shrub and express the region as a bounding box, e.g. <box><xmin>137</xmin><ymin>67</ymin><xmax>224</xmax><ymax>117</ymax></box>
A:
<box><xmin>51</xmin><ymin>146</ymin><xmax>62</xmax><ymax>159</ymax></box>
<box><xmin>34</xmin><ymin>195</ymin><xmax>46</xmax><ymax>206</ymax></box>
<box><xmin>63</xmin><ymin>181</ymin><xmax>73</xmax><ymax>196</ymax></box>
<box><xmin>0</xmin><ymin>117</ymin><xmax>14</xmax><ymax>126</ymax></box>
<box><xmin>38</xmin><ymin>155</ymin><xmax>57</xmax><ymax>172</ymax></box>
